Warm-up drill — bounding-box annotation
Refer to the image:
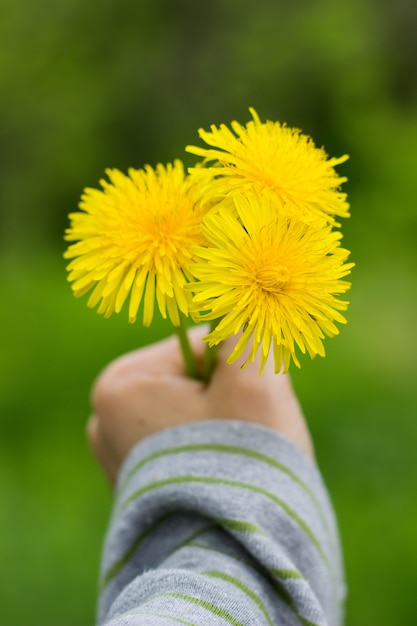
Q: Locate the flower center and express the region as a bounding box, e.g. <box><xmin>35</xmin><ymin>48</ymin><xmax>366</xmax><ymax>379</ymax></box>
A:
<box><xmin>254</xmin><ymin>262</ymin><xmax>290</xmax><ymax>294</ymax></box>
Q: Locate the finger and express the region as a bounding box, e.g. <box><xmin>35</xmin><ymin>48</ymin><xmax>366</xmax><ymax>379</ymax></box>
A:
<box><xmin>86</xmin><ymin>415</ymin><xmax>119</xmax><ymax>485</ymax></box>
<box><xmin>93</xmin><ymin>324</ymin><xmax>210</xmax><ymax>391</ymax></box>
<box><xmin>186</xmin><ymin>323</ymin><xmax>210</xmax><ymax>360</ymax></box>
<box><xmin>212</xmin><ymin>327</ymin><xmax>278</xmax><ymax>382</ymax></box>
<box><xmin>86</xmin><ymin>414</ymin><xmax>100</xmax><ymax>455</ymax></box>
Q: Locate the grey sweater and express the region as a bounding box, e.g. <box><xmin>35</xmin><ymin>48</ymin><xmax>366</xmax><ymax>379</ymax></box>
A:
<box><xmin>98</xmin><ymin>420</ymin><xmax>346</xmax><ymax>625</ymax></box>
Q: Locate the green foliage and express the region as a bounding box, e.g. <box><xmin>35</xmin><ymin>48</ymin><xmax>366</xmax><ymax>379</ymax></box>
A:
<box><xmin>1</xmin><ymin>0</ymin><xmax>416</xmax><ymax>624</ymax></box>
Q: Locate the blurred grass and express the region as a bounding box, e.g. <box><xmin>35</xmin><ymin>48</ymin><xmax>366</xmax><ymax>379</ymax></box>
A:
<box><xmin>292</xmin><ymin>250</ymin><xmax>417</xmax><ymax>626</ymax></box>
<box><xmin>0</xmin><ymin>252</ymin><xmax>174</xmax><ymax>625</ymax></box>
<box><xmin>1</xmin><ymin>0</ymin><xmax>417</xmax><ymax>624</ymax></box>
<box><xmin>1</xmin><ymin>239</ymin><xmax>416</xmax><ymax>626</ymax></box>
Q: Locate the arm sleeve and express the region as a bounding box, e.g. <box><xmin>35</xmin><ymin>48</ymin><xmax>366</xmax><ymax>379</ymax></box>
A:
<box><xmin>97</xmin><ymin>420</ymin><xmax>346</xmax><ymax>626</ymax></box>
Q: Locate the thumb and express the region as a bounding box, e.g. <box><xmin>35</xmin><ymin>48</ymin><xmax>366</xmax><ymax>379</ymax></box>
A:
<box><xmin>212</xmin><ymin>325</ymin><xmax>278</xmax><ymax>381</ymax></box>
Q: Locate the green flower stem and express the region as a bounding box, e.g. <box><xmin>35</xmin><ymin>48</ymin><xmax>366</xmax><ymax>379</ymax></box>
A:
<box><xmin>203</xmin><ymin>318</ymin><xmax>221</xmax><ymax>383</ymax></box>
<box><xmin>174</xmin><ymin>315</ymin><xmax>201</xmax><ymax>380</ymax></box>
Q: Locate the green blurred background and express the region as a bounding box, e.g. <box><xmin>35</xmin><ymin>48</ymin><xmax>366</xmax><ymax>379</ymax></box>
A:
<box><xmin>1</xmin><ymin>1</ymin><xmax>416</xmax><ymax>624</ymax></box>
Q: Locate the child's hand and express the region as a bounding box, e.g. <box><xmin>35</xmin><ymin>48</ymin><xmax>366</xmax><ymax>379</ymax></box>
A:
<box><xmin>88</xmin><ymin>326</ymin><xmax>314</xmax><ymax>484</ymax></box>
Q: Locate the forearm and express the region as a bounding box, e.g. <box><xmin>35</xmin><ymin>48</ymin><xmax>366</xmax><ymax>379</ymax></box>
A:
<box><xmin>98</xmin><ymin>420</ymin><xmax>345</xmax><ymax>626</ymax></box>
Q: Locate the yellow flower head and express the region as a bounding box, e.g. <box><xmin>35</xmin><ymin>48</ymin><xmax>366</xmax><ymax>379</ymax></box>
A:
<box><xmin>186</xmin><ymin>108</ymin><xmax>349</xmax><ymax>223</ymax></box>
<box><xmin>189</xmin><ymin>191</ymin><xmax>354</xmax><ymax>373</ymax></box>
<box><xmin>64</xmin><ymin>160</ymin><xmax>205</xmax><ymax>327</ymax></box>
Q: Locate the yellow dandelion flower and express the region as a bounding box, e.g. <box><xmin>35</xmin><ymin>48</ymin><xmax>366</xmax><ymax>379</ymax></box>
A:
<box><xmin>186</xmin><ymin>108</ymin><xmax>349</xmax><ymax>223</ymax></box>
<box><xmin>189</xmin><ymin>191</ymin><xmax>354</xmax><ymax>374</ymax></box>
<box><xmin>64</xmin><ymin>160</ymin><xmax>206</xmax><ymax>327</ymax></box>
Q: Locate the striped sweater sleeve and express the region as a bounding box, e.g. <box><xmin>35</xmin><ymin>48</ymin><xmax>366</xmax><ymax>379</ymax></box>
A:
<box><xmin>97</xmin><ymin>420</ymin><xmax>346</xmax><ymax>626</ymax></box>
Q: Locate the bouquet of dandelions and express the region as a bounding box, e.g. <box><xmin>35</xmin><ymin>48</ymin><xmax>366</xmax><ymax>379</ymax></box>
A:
<box><xmin>64</xmin><ymin>109</ymin><xmax>354</xmax><ymax>381</ymax></box>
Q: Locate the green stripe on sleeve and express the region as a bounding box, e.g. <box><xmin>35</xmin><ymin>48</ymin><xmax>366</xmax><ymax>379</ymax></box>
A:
<box><xmin>215</xmin><ymin>518</ymin><xmax>263</xmax><ymax>534</ymax></box>
<box><xmin>100</xmin><ymin>512</ymin><xmax>174</xmax><ymax>591</ymax></box>
<box><xmin>186</xmin><ymin>542</ymin><xmax>320</xmax><ymax>626</ymax></box>
<box><xmin>129</xmin><ymin>612</ymin><xmax>197</xmax><ymax>626</ymax></box>
<box><xmin>156</xmin><ymin>592</ymin><xmax>246</xmax><ymax>626</ymax></box>
<box><xmin>101</xmin><ymin>517</ymin><xmax>261</xmax><ymax>591</ymax></box>
<box><xmin>168</xmin><ymin>523</ymin><xmax>217</xmax><ymax>554</ymax></box>
<box><xmin>120</xmin><ymin>475</ymin><xmax>329</xmax><ymax>569</ymax></box>
<box><xmin>204</xmin><ymin>570</ymin><xmax>274</xmax><ymax>626</ymax></box>
<box><xmin>118</xmin><ymin>443</ymin><xmax>327</xmax><ymax>532</ymax></box>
